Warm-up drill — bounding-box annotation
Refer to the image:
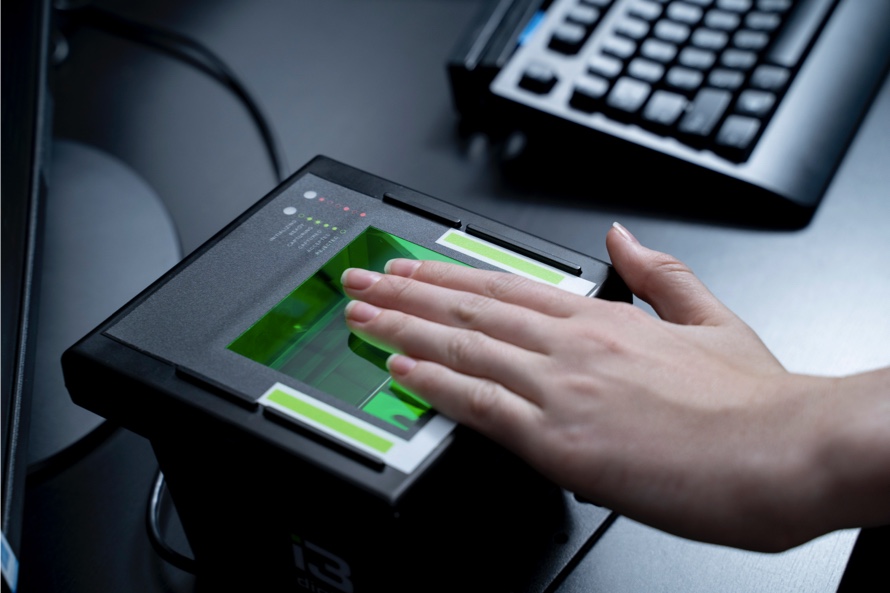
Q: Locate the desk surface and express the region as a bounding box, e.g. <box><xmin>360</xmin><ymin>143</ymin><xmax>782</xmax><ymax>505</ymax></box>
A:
<box><xmin>20</xmin><ymin>1</ymin><xmax>890</xmax><ymax>591</ymax></box>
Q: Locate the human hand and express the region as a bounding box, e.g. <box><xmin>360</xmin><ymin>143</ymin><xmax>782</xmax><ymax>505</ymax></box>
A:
<box><xmin>341</xmin><ymin>223</ymin><xmax>871</xmax><ymax>551</ymax></box>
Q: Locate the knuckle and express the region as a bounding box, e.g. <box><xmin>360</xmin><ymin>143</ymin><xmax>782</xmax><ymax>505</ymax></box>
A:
<box><xmin>452</xmin><ymin>293</ymin><xmax>493</xmax><ymax>326</ymax></box>
<box><xmin>481</xmin><ymin>272</ymin><xmax>529</xmax><ymax>301</ymax></box>
<box><xmin>445</xmin><ymin>329</ymin><xmax>486</xmax><ymax>366</ymax></box>
<box><xmin>464</xmin><ymin>379</ymin><xmax>502</xmax><ymax>421</ymax></box>
<box><xmin>650</xmin><ymin>251</ymin><xmax>693</xmax><ymax>275</ymax></box>
<box><xmin>645</xmin><ymin>253</ymin><xmax>695</xmax><ymax>288</ymax></box>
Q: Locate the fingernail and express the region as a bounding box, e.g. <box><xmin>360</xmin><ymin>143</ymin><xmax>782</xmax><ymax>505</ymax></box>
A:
<box><xmin>612</xmin><ymin>222</ymin><xmax>639</xmax><ymax>244</ymax></box>
<box><xmin>384</xmin><ymin>259</ymin><xmax>422</xmax><ymax>277</ymax></box>
<box><xmin>341</xmin><ymin>268</ymin><xmax>382</xmax><ymax>290</ymax></box>
<box><xmin>387</xmin><ymin>353</ymin><xmax>417</xmax><ymax>375</ymax></box>
<box><xmin>344</xmin><ymin>300</ymin><xmax>381</xmax><ymax>323</ymax></box>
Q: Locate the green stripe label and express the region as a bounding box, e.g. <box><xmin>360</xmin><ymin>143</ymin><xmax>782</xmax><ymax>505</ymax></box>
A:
<box><xmin>436</xmin><ymin>229</ymin><xmax>596</xmax><ymax>296</ymax></box>
<box><xmin>443</xmin><ymin>232</ymin><xmax>564</xmax><ymax>284</ymax></box>
<box><xmin>266</xmin><ymin>388</ymin><xmax>394</xmax><ymax>453</ymax></box>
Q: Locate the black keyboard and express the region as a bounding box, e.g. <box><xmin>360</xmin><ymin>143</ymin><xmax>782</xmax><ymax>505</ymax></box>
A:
<box><xmin>518</xmin><ymin>0</ymin><xmax>834</xmax><ymax>161</ymax></box>
<box><xmin>459</xmin><ymin>0</ymin><xmax>890</xmax><ymax>225</ymax></box>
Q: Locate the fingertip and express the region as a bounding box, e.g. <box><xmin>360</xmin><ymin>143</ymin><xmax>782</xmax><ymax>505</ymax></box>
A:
<box><xmin>342</xmin><ymin>268</ymin><xmax>382</xmax><ymax>291</ymax></box>
<box><xmin>344</xmin><ymin>300</ymin><xmax>382</xmax><ymax>324</ymax></box>
<box><xmin>386</xmin><ymin>353</ymin><xmax>417</xmax><ymax>376</ymax></box>
<box><xmin>610</xmin><ymin>221</ymin><xmax>639</xmax><ymax>244</ymax></box>
<box><xmin>606</xmin><ymin>222</ymin><xmax>647</xmax><ymax>278</ymax></box>
<box><xmin>384</xmin><ymin>258</ymin><xmax>421</xmax><ymax>277</ymax></box>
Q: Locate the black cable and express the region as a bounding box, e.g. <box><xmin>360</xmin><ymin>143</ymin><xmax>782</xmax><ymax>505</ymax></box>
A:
<box><xmin>59</xmin><ymin>4</ymin><xmax>290</xmax><ymax>183</ymax></box>
<box><xmin>146</xmin><ymin>469</ymin><xmax>198</xmax><ymax>575</ymax></box>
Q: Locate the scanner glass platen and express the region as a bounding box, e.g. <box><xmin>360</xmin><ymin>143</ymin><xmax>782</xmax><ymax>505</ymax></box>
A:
<box><xmin>228</xmin><ymin>226</ymin><xmax>464</xmax><ymax>434</ymax></box>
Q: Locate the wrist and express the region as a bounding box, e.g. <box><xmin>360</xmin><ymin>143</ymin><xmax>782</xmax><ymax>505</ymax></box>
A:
<box><xmin>813</xmin><ymin>368</ymin><xmax>890</xmax><ymax>533</ymax></box>
<box><xmin>732</xmin><ymin>372</ymin><xmax>838</xmax><ymax>551</ymax></box>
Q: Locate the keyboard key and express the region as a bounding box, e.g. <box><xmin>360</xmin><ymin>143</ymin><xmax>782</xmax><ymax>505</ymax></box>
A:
<box><xmin>704</xmin><ymin>9</ymin><xmax>741</xmax><ymax>30</ymax></box>
<box><xmin>629</xmin><ymin>0</ymin><xmax>664</xmax><ymax>21</ymax></box>
<box><xmin>679</xmin><ymin>46</ymin><xmax>717</xmax><ymax>69</ymax></box>
<box><xmin>570</xmin><ymin>75</ymin><xmax>611</xmax><ymax>111</ymax></box>
<box><xmin>716</xmin><ymin>114</ymin><xmax>760</xmax><ymax>152</ymax></box>
<box><xmin>567</xmin><ymin>5</ymin><xmax>601</xmax><ymax>26</ymax></box>
<box><xmin>736</xmin><ymin>89</ymin><xmax>775</xmax><ymax>116</ymax></box>
<box><xmin>733</xmin><ymin>29</ymin><xmax>769</xmax><ymax>50</ymax></box>
<box><xmin>519</xmin><ymin>62</ymin><xmax>559</xmax><ymax>94</ymax></box>
<box><xmin>628</xmin><ymin>58</ymin><xmax>665</xmax><ymax>82</ymax></box>
<box><xmin>749</xmin><ymin>64</ymin><xmax>790</xmax><ymax>90</ymax></box>
<box><xmin>691</xmin><ymin>27</ymin><xmax>728</xmax><ymax>50</ymax></box>
<box><xmin>678</xmin><ymin>87</ymin><xmax>731</xmax><ymax>136</ymax></box>
<box><xmin>666</xmin><ymin>66</ymin><xmax>704</xmax><ymax>91</ymax></box>
<box><xmin>588</xmin><ymin>53</ymin><xmax>624</xmax><ymax>78</ymax></box>
<box><xmin>721</xmin><ymin>48</ymin><xmax>757</xmax><ymax>69</ymax></box>
<box><xmin>641</xmin><ymin>38</ymin><xmax>678</xmax><ymax>63</ymax></box>
<box><xmin>615</xmin><ymin>17</ymin><xmax>650</xmax><ymax>40</ymax></box>
<box><xmin>667</xmin><ymin>2</ymin><xmax>704</xmax><ymax>25</ymax></box>
<box><xmin>606</xmin><ymin>77</ymin><xmax>652</xmax><ymax>113</ymax></box>
<box><xmin>745</xmin><ymin>11</ymin><xmax>781</xmax><ymax>31</ymax></box>
<box><xmin>643</xmin><ymin>90</ymin><xmax>688</xmax><ymax>125</ymax></box>
<box><xmin>654</xmin><ymin>20</ymin><xmax>690</xmax><ymax>43</ymax></box>
<box><xmin>549</xmin><ymin>22</ymin><xmax>589</xmax><ymax>54</ymax></box>
<box><xmin>716</xmin><ymin>0</ymin><xmax>752</xmax><ymax>11</ymax></box>
<box><xmin>602</xmin><ymin>35</ymin><xmax>637</xmax><ymax>59</ymax></box>
<box><xmin>708</xmin><ymin>68</ymin><xmax>745</xmax><ymax>89</ymax></box>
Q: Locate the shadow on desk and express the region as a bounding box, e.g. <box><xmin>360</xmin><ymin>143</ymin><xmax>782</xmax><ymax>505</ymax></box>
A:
<box><xmin>836</xmin><ymin>525</ymin><xmax>890</xmax><ymax>592</ymax></box>
<box><xmin>468</xmin><ymin>127</ymin><xmax>818</xmax><ymax>231</ymax></box>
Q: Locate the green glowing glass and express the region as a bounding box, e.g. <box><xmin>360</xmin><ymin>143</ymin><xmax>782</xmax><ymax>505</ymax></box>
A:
<box><xmin>228</xmin><ymin>227</ymin><xmax>464</xmax><ymax>433</ymax></box>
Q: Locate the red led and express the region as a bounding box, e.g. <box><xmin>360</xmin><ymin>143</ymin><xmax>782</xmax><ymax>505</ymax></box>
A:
<box><xmin>343</xmin><ymin>207</ymin><xmax>350</xmax><ymax>211</ymax></box>
<box><xmin>360</xmin><ymin>213</ymin><xmax>366</xmax><ymax>217</ymax></box>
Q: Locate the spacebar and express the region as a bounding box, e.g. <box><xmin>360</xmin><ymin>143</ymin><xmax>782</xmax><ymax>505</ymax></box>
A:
<box><xmin>765</xmin><ymin>0</ymin><xmax>836</xmax><ymax>68</ymax></box>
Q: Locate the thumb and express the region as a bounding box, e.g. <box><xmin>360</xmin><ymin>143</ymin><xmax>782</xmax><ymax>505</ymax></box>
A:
<box><xmin>606</xmin><ymin>223</ymin><xmax>735</xmax><ymax>326</ymax></box>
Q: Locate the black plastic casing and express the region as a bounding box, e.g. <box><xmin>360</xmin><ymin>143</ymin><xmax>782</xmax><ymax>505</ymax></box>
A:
<box><xmin>62</xmin><ymin>156</ymin><xmax>627</xmax><ymax>592</ymax></box>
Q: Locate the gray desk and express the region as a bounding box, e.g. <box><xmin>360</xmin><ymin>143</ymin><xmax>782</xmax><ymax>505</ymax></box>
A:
<box><xmin>21</xmin><ymin>1</ymin><xmax>889</xmax><ymax>591</ymax></box>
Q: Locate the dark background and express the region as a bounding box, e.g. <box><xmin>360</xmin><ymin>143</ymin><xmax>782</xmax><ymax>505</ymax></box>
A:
<box><xmin>16</xmin><ymin>1</ymin><xmax>890</xmax><ymax>591</ymax></box>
